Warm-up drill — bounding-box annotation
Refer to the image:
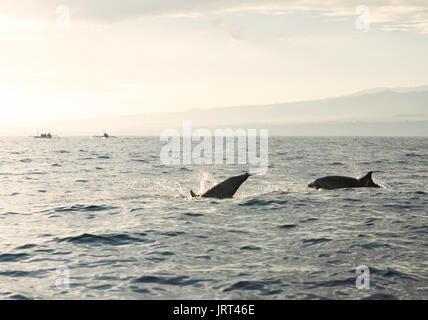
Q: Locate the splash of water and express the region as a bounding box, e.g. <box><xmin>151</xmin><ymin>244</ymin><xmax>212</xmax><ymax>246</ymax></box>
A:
<box><xmin>197</xmin><ymin>171</ymin><xmax>216</xmax><ymax>195</ymax></box>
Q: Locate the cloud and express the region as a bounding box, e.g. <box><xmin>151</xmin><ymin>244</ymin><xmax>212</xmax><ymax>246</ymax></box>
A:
<box><xmin>1</xmin><ymin>1</ymin><xmax>428</xmax><ymax>33</ymax></box>
<box><xmin>0</xmin><ymin>34</ymin><xmax>65</xmax><ymax>41</ymax></box>
<box><xmin>211</xmin><ymin>18</ymin><xmax>245</xmax><ymax>41</ymax></box>
<box><xmin>24</xmin><ymin>73</ymin><xmax>57</xmax><ymax>78</ymax></box>
<box><xmin>0</xmin><ymin>15</ymin><xmax>46</xmax><ymax>32</ymax></box>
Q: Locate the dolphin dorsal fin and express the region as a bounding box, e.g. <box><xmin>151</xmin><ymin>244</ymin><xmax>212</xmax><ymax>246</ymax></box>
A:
<box><xmin>358</xmin><ymin>171</ymin><xmax>377</xmax><ymax>187</ymax></box>
<box><xmin>365</xmin><ymin>171</ymin><xmax>373</xmax><ymax>179</ymax></box>
<box><xmin>358</xmin><ymin>171</ymin><xmax>372</xmax><ymax>181</ymax></box>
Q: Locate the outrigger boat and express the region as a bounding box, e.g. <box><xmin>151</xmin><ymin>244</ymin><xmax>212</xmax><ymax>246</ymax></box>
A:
<box><xmin>93</xmin><ymin>132</ymin><xmax>115</xmax><ymax>138</ymax></box>
<box><xmin>34</xmin><ymin>131</ymin><xmax>52</xmax><ymax>139</ymax></box>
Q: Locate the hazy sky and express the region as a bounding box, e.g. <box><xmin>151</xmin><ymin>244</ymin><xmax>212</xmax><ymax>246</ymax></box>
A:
<box><xmin>1</xmin><ymin>0</ymin><xmax>428</xmax><ymax>127</ymax></box>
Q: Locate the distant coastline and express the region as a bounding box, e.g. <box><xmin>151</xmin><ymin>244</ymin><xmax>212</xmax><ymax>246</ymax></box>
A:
<box><xmin>1</xmin><ymin>87</ymin><xmax>428</xmax><ymax>137</ymax></box>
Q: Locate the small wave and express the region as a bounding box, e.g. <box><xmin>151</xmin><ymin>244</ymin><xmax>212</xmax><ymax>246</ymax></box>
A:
<box><xmin>373</xmin><ymin>159</ymin><xmax>386</xmax><ymax>164</ymax></box>
<box><xmin>365</xmin><ymin>217</ymin><xmax>380</xmax><ymax>226</ymax></box>
<box><xmin>362</xmin><ymin>293</ymin><xmax>398</xmax><ymax>300</ymax></box>
<box><xmin>8</xmin><ymin>294</ymin><xmax>31</xmax><ymax>300</ymax></box>
<box><xmin>27</xmin><ymin>171</ymin><xmax>47</xmax><ymax>175</ymax></box>
<box><xmin>329</xmin><ymin>162</ymin><xmax>344</xmax><ymax>166</ymax></box>
<box><xmin>148</xmin><ymin>251</ymin><xmax>175</xmax><ymax>256</ymax></box>
<box><xmin>382</xmin><ymin>204</ymin><xmax>422</xmax><ymax>210</ymax></box>
<box><xmin>352</xmin><ymin>242</ymin><xmax>393</xmax><ymax>250</ymax></box>
<box><xmin>159</xmin><ymin>231</ymin><xmax>185</xmax><ymax>237</ymax></box>
<box><xmin>194</xmin><ymin>235</ymin><xmax>209</xmax><ymax>239</ymax></box>
<box><xmin>86</xmin><ymin>284</ymin><xmax>113</xmax><ymax>290</ymax></box>
<box><xmin>369</xmin><ymin>267</ymin><xmax>418</xmax><ymax>281</ymax></box>
<box><xmin>302</xmin><ymin>238</ymin><xmax>332</xmax><ymax>246</ymax></box>
<box><xmin>223</xmin><ymin>279</ymin><xmax>282</xmax><ymax>295</ymax></box>
<box><xmin>55</xmin><ymin>232</ymin><xmax>150</xmax><ymax>246</ymax></box>
<box><xmin>53</xmin><ymin>204</ymin><xmax>119</xmax><ymax>213</ymax></box>
<box><xmin>278</xmin><ymin>224</ymin><xmax>297</xmax><ymax>229</ymax></box>
<box><xmin>131</xmin><ymin>159</ymin><xmax>148</xmax><ymax>163</ymax></box>
<box><xmin>261</xmin><ymin>191</ymin><xmax>289</xmax><ymax>196</ymax></box>
<box><xmin>403</xmin><ymin>225</ymin><xmax>428</xmax><ymax>234</ymax></box>
<box><xmin>305</xmin><ymin>277</ymin><xmax>355</xmax><ymax>289</ymax></box>
<box><xmin>344</xmin><ymin>198</ymin><xmax>362</xmax><ymax>202</ymax></box>
<box><xmin>3</xmin><ymin>211</ymin><xmax>30</xmax><ymax>216</ymax></box>
<box><xmin>130</xmin><ymin>287</ymin><xmax>151</xmax><ymax>294</ymax></box>
<box><xmin>239</xmin><ymin>198</ymin><xmax>289</xmax><ymax>207</ymax></box>
<box><xmin>184</xmin><ymin>213</ymin><xmax>204</xmax><ymax>217</ymax></box>
<box><xmin>0</xmin><ymin>253</ymin><xmax>30</xmax><ymax>262</ymax></box>
<box><xmin>195</xmin><ymin>255</ymin><xmax>211</xmax><ymax>260</ymax></box>
<box><xmin>133</xmin><ymin>275</ymin><xmax>204</xmax><ymax>286</ymax></box>
<box><xmin>227</xmin><ymin>229</ymin><xmax>249</xmax><ymax>234</ymax></box>
<box><xmin>300</xmin><ymin>218</ymin><xmax>318</xmax><ymax>223</ymax></box>
<box><xmin>14</xmin><ymin>244</ymin><xmax>37</xmax><ymax>250</ymax></box>
<box><xmin>405</xmin><ymin>153</ymin><xmax>424</xmax><ymax>157</ymax></box>
<box><xmin>284</xmin><ymin>156</ymin><xmax>304</xmax><ymax>160</ymax></box>
<box><xmin>240</xmin><ymin>245</ymin><xmax>262</xmax><ymax>251</ymax></box>
<box><xmin>0</xmin><ymin>269</ymin><xmax>48</xmax><ymax>278</ymax></box>
<box><xmin>146</xmin><ymin>256</ymin><xmax>167</xmax><ymax>262</ymax></box>
<box><xmin>414</xmin><ymin>191</ymin><xmax>427</xmax><ymax>195</ymax></box>
<box><xmin>0</xmin><ymin>171</ymin><xmax>47</xmax><ymax>176</ymax></box>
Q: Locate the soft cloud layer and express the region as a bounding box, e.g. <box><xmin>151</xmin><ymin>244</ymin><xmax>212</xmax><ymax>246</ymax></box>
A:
<box><xmin>1</xmin><ymin>0</ymin><xmax>428</xmax><ymax>33</ymax></box>
<box><xmin>1</xmin><ymin>1</ymin><xmax>427</xmax><ymax>129</ymax></box>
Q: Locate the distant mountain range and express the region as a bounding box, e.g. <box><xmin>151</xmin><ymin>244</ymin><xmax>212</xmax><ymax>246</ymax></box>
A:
<box><xmin>2</xmin><ymin>86</ymin><xmax>428</xmax><ymax>136</ymax></box>
<box><xmin>351</xmin><ymin>85</ymin><xmax>428</xmax><ymax>96</ymax></box>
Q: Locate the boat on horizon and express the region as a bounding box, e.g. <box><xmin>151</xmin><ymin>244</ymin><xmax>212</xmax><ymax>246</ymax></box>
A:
<box><xmin>34</xmin><ymin>131</ymin><xmax>52</xmax><ymax>139</ymax></box>
<box><xmin>92</xmin><ymin>132</ymin><xmax>115</xmax><ymax>139</ymax></box>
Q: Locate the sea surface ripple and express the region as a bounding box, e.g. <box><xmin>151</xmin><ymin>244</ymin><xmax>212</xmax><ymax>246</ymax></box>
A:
<box><xmin>0</xmin><ymin>136</ymin><xmax>427</xmax><ymax>299</ymax></box>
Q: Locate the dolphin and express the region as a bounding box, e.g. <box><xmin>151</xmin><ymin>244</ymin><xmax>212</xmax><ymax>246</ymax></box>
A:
<box><xmin>190</xmin><ymin>173</ymin><xmax>251</xmax><ymax>199</ymax></box>
<box><xmin>308</xmin><ymin>171</ymin><xmax>380</xmax><ymax>190</ymax></box>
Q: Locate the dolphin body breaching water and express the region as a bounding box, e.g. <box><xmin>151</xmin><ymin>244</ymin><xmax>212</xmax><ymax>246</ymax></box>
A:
<box><xmin>189</xmin><ymin>171</ymin><xmax>379</xmax><ymax>199</ymax></box>
<box><xmin>308</xmin><ymin>171</ymin><xmax>380</xmax><ymax>190</ymax></box>
<box><xmin>191</xmin><ymin>173</ymin><xmax>251</xmax><ymax>199</ymax></box>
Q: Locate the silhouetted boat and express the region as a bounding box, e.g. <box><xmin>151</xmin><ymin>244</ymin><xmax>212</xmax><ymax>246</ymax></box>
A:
<box><xmin>92</xmin><ymin>132</ymin><xmax>115</xmax><ymax>138</ymax></box>
<box><xmin>34</xmin><ymin>131</ymin><xmax>52</xmax><ymax>139</ymax></box>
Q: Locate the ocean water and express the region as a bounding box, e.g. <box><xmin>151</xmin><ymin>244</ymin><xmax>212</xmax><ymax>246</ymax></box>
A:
<box><xmin>0</xmin><ymin>136</ymin><xmax>427</xmax><ymax>300</ymax></box>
